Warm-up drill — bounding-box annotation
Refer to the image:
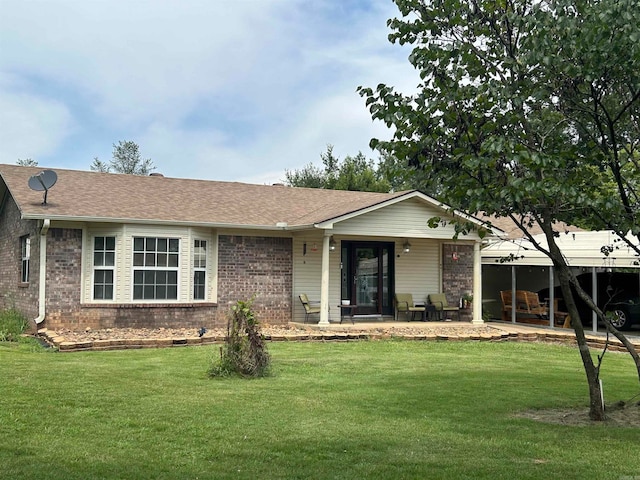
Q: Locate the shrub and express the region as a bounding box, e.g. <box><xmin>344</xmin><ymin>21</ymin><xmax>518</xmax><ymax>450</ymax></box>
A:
<box><xmin>0</xmin><ymin>308</ymin><xmax>29</xmax><ymax>342</ymax></box>
<box><xmin>208</xmin><ymin>298</ymin><xmax>271</xmax><ymax>378</ymax></box>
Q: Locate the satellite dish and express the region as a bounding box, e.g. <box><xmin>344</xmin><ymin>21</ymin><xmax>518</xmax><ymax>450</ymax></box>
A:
<box><xmin>28</xmin><ymin>170</ymin><xmax>57</xmax><ymax>204</ymax></box>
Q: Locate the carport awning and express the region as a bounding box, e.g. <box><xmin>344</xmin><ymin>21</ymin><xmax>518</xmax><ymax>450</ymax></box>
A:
<box><xmin>482</xmin><ymin>230</ymin><xmax>640</xmax><ymax>269</ymax></box>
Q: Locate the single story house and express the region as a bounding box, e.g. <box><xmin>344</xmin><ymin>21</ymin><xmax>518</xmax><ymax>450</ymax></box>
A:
<box><xmin>0</xmin><ymin>164</ymin><xmax>493</xmax><ymax>331</ymax></box>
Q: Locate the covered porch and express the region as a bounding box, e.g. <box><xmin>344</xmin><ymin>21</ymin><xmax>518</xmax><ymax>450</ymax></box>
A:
<box><xmin>289</xmin><ymin>193</ymin><xmax>489</xmax><ymax>326</ymax></box>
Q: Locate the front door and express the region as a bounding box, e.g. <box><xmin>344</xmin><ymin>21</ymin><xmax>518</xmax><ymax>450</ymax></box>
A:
<box><xmin>341</xmin><ymin>241</ymin><xmax>394</xmax><ymax>315</ymax></box>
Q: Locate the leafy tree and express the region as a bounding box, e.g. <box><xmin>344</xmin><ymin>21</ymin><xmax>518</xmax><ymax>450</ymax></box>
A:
<box><xmin>285</xmin><ymin>145</ymin><xmax>392</xmax><ymax>192</ymax></box>
<box><xmin>16</xmin><ymin>158</ymin><xmax>38</xmax><ymax>167</ymax></box>
<box><xmin>359</xmin><ymin>0</ymin><xmax>640</xmax><ymax>420</ymax></box>
<box><xmin>91</xmin><ymin>140</ymin><xmax>155</xmax><ymax>175</ymax></box>
<box><xmin>377</xmin><ymin>148</ymin><xmax>440</xmax><ymax>193</ymax></box>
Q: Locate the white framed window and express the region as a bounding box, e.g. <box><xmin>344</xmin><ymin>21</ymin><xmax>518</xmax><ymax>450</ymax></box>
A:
<box><xmin>20</xmin><ymin>235</ymin><xmax>30</xmax><ymax>283</ymax></box>
<box><xmin>93</xmin><ymin>236</ymin><xmax>115</xmax><ymax>300</ymax></box>
<box><xmin>193</xmin><ymin>239</ymin><xmax>207</xmax><ymax>300</ymax></box>
<box><xmin>132</xmin><ymin>237</ymin><xmax>179</xmax><ymax>300</ymax></box>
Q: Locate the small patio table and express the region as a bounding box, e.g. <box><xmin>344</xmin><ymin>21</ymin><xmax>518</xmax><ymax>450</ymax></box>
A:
<box><xmin>337</xmin><ymin>305</ymin><xmax>358</xmax><ymax>324</ymax></box>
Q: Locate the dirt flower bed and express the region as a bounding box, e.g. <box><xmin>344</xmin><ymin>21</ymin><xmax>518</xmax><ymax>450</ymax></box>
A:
<box><xmin>51</xmin><ymin>324</ymin><xmax>499</xmax><ymax>343</ymax></box>
<box><xmin>516</xmin><ymin>401</ymin><xmax>640</xmax><ymax>427</ymax></box>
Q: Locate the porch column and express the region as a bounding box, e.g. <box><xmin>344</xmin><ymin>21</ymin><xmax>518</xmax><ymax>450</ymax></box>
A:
<box><xmin>549</xmin><ymin>267</ymin><xmax>555</xmax><ymax>328</ymax></box>
<box><xmin>591</xmin><ymin>267</ymin><xmax>598</xmax><ymax>333</ymax></box>
<box><xmin>511</xmin><ymin>266</ymin><xmax>517</xmax><ymax>323</ymax></box>
<box><xmin>472</xmin><ymin>240</ymin><xmax>483</xmax><ymax>324</ymax></box>
<box><xmin>318</xmin><ymin>233</ymin><xmax>331</xmax><ymax>326</ymax></box>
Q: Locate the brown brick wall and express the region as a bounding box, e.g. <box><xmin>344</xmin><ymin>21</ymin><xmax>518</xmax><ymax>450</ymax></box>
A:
<box><xmin>43</xmin><ymin>227</ymin><xmax>220</xmax><ymax>331</ymax></box>
<box><xmin>3</xmin><ymin>210</ymin><xmax>293</xmax><ymax>331</ymax></box>
<box><xmin>45</xmin><ymin>303</ymin><xmax>219</xmax><ymax>331</ymax></box>
<box><xmin>41</xmin><ymin>230</ymin><xmax>292</xmax><ymax>330</ymax></box>
<box><xmin>0</xmin><ymin>195</ymin><xmax>40</xmax><ymax>323</ymax></box>
<box><xmin>217</xmin><ymin>235</ymin><xmax>293</xmax><ymax>325</ymax></box>
<box><xmin>442</xmin><ymin>243</ymin><xmax>474</xmax><ymax>320</ymax></box>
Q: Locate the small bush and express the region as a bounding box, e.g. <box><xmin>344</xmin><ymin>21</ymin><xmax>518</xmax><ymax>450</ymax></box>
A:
<box><xmin>0</xmin><ymin>308</ymin><xmax>29</xmax><ymax>342</ymax></box>
<box><xmin>208</xmin><ymin>298</ymin><xmax>271</xmax><ymax>378</ymax></box>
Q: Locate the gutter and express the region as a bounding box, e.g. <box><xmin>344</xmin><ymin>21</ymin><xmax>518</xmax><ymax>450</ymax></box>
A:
<box><xmin>34</xmin><ymin>219</ymin><xmax>50</xmax><ymax>325</ymax></box>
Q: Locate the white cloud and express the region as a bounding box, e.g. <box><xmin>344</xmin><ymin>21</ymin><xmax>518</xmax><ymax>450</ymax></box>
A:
<box><xmin>0</xmin><ymin>0</ymin><xmax>418</xmax><ymax>182</ymax></box>
<box><xmin>0</xmin><ymin>75</ymin><xmax>74</xmax><ymax>162</ymax></box>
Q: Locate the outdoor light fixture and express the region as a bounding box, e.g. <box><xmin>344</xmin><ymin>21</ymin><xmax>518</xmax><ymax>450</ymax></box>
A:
<box><xmin>403</xmin><ymin>240</ymin><xmax>411</xmax><ymax>254</ymax></box>
<box><xmin>329</xmin><ymin>236</ymin><xmax>336</xmax><ymax>251</ymax></box>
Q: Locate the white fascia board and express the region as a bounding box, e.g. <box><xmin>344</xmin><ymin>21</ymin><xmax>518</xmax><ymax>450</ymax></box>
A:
<box><xmin>20</xmin><ymin>213</ymin><xmax>315</xmax><ymax>232</ymax></box>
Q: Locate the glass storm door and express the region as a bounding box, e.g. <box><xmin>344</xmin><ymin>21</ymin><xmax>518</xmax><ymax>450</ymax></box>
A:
<box><xmin>341</xmin><ymin>242</ymin><xmax>394</xmax><ymax>315</ymax></box>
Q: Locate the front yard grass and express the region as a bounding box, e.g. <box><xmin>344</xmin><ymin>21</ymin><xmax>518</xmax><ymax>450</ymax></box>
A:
<box><xmin>1</xmin><ymin>340</ymin><xmax>638</xmax><ymax>479</ymax></box>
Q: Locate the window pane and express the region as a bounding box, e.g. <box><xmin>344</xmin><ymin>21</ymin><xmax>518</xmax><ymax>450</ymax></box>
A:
<box><xmin>94</xmin><ymin>285</ymin><xmax>104</xmax><ymax>299</ymax></box>
<box><xmin>134</xmin><ymin>270</ymin><xmax>144</xmax><ymax>284</ymax></box>
<box><xmin>194</xmin><ymin>271</ymin><xmax>205</xmax><ymax>300</ymax></box>
<box><xmin>133</xmin><ymin>285</ymin><xmax>143</xmax><ymax>299</ymax></box>
<box><xmin>168</xmin><ymin>271</ymin><xmax>178</xmax><ymax>284</ymax></box>
<box><xmin>105</xmin><ymin>252</ymin><xmax>115</xmax><ymax>266</ymax></box>
<box><xmin>105</xmin><ymin>236</ymin><xmax>115</xmax><ymax>250</ymax></box>
<box><xmin>104</xmin><ymin>270</ymin><xmax>113</xmax><ymax>283</ymax></box>
<box><xmin>94</xmin><ymin>237</ymin><xmax>104</xmax><ymax>250</ymax></box>
<box><xmin>157</xmin><ymin>253</ymin><xmax>167</xmax><ymax>267</ymax></box>
<box><xmin>95</xmin><ymin>270</ymin><xmax>105</xmax><ymax>283</ymax></box>
<box><xmin>145</xmin><ymin>253</ymin><xmax>156</xmax><ymax>266</ymax></box>
<box><xmin>104</xmin><ymin>285</ymin><xmax>113</xmax><ymax>299</ymax></box>
<box><xmin>145</xmin><ymin>237</ymin><xmax>156</xmax><ymax>251</ymax></box>
<box><xmin>156</xmin><ymin>285</ymin><xmax>166</xmax><ymax>299</ymax></box>
<box><xmin>134</xmin><ymin>237</ymin><xmax>144</xmax><ymax>251</ymax></box>
<box><xmin>169</xmin><ymin>239</ymin><xmax>179</xmax><ymax>252</ymax></box>
<box><xmin>167</xmin><ymin>286</ymin><xmax>177</xmax><ymax>299</ymax></box>
<box><xmin>144</xmin><ymin>271</ymin><xmax>155</xmax><ymax>284</ymax></box>
<box><xmin>144</xmin><ymin>285</ymin><xmax>154</xmax><ymax>299</ymax></box>
<box><xmin>156</xmin><ymin>271</ymin><xmax>167</xmax><ymax>284</ymax></box>
<box><xmin>133</xmin><ymin>253</ymin><xmax>144</xmax><ymax>266</ymax></box>
<box><xmin>157</xmin><ymin>238</ymin><xmax>167</xmax><ymax>252</ymax></box>
<box><xmin>168</xmin><ymin>254</ymin><xmax>178</xmax><ymax>267</ymax></box>
<box><xmin>94</xmin><ymin>252</ymin><xmax>104</xmax><ymax>267</ymax></box>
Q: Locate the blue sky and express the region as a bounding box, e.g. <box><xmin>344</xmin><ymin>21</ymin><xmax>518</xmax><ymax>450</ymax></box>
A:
<box><xmin>0</xmin><ymin>0</ymin><xmax>417</xmax><ymax>184</ymax></box>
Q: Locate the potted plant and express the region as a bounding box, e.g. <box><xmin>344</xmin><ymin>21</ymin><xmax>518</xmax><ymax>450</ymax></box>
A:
<box><xmin>462</xmin><ymin>293</ymin><xmax>473</xmax><ymax>309</ymax></box>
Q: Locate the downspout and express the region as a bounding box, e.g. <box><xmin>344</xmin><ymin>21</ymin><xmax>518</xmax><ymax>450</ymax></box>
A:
<box><xmin>33</xmin><ymin>219</ymin><xmax>50</xmax><ymax>326</ymax></box>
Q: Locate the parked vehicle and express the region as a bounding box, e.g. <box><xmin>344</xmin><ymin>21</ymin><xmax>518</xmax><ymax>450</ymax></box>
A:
<box><xmin>537</xmin><ymin>272</ymin><xmax>640</xmax><ymax>330</ymax></box>
<box><xmin>606</xmin><ymin>297</ymin><xmax>640</xmax><ymax>330</ymax></box>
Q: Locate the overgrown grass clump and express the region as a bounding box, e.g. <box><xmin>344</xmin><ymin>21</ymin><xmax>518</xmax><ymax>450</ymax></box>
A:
<box><xmin>0</xmin><ymin>307</ymin><xmax>29</xmax><ymax>342</ymax></box>
<box><xmin>208</xmin><ymin>298</ymin><xmax>270</xmax><ymax>378</ymax></box>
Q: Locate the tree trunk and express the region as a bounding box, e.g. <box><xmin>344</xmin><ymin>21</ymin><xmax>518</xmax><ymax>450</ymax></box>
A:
<box><xmin>570</xmin><ymin>281</ymin><xmax>640</xmax><ymax>383</ymax></box>
<box><xmin>542</xmin><ymin>227</ymin><xmax>606</xmax><ymax>420</ymax></box>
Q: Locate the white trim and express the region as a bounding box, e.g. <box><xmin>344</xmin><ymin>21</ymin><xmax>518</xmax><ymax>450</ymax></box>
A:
<box><xmin>131</xmin><ymin>236</ymin><xmax>181</xmax><ymax>301</ymax></box>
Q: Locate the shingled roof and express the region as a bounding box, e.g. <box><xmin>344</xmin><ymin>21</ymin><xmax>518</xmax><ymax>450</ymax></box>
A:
<box><xmin>0</xmin><ymin>164</ymin><xmax>416</xmax><ymax>229</ymax></box>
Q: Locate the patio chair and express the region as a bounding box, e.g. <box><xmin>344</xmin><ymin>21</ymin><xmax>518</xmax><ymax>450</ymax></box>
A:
<box><xmin>299</xmin><ymin>294</ymin><xmax>321</xmax><ymax>323</ymax></box>
<box><xmin>394</xmin><ymin>293</ymin><xmax>426</xmax><ymax>321</ymax></box>
<box><xmin>428</xmin><ymin>293</ymin><xmax>460</xmax><ymax>320</ymax></box>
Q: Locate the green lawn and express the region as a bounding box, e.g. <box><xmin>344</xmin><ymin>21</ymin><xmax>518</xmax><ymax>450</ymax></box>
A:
<box><xmin>1</xmin><ymin>339</ymin><xmax>638</xmax><ymax>480</ymax></box>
